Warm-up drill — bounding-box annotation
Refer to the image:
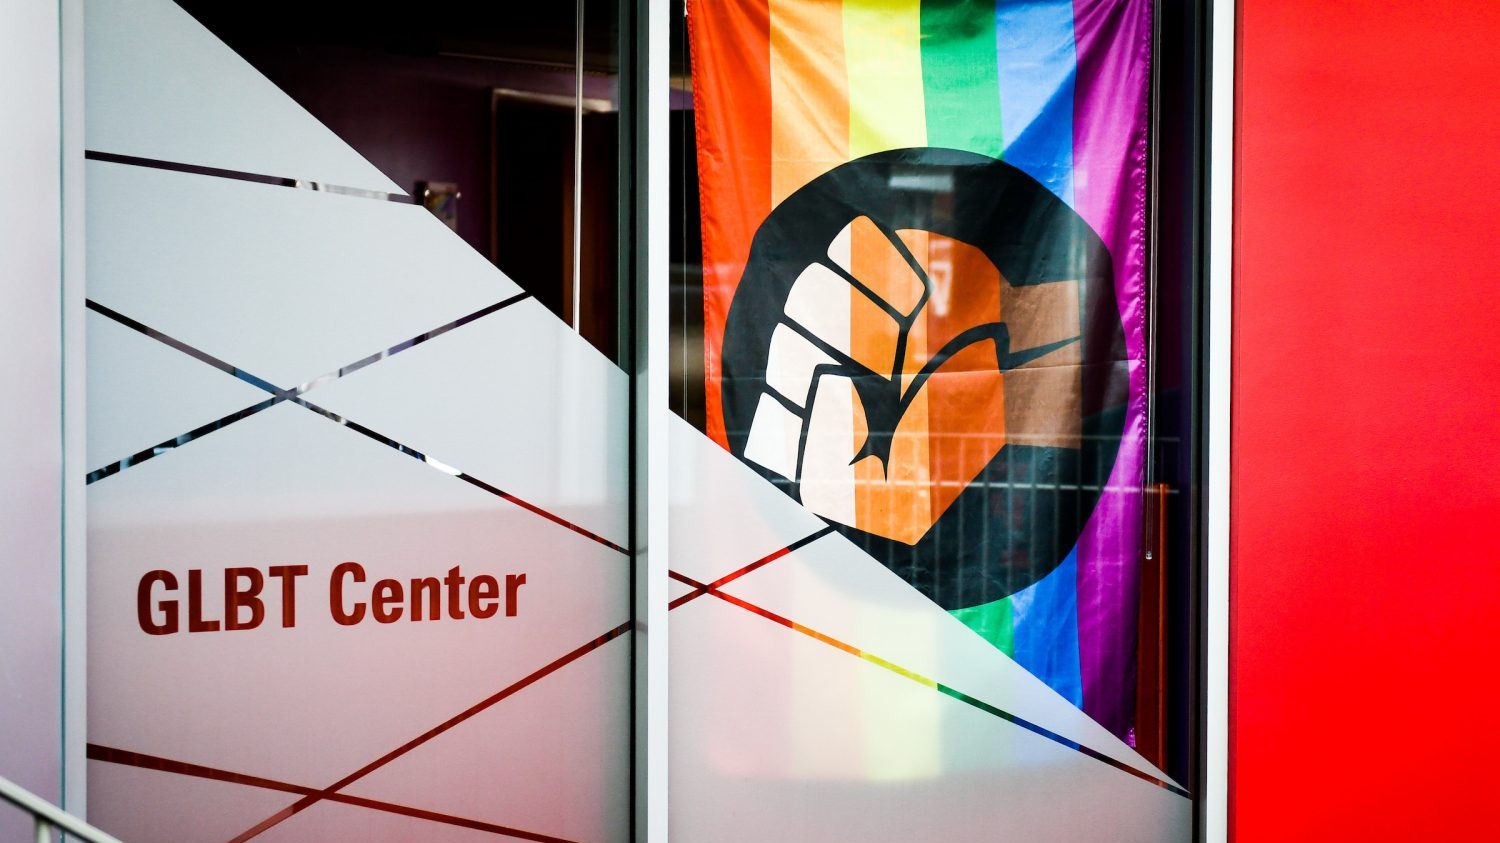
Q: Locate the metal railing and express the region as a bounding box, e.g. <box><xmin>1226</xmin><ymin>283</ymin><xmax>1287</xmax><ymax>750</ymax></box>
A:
<box><xmin>0</xmin><ymin>774</ymin><xmax>124</xmax><ymax>843</ymax></box>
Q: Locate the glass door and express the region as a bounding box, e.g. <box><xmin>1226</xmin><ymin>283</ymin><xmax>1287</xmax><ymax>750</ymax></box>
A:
<box><xmin>72</xmin><ymin>1</ymin><xmax>1209</xmax><ymax>840</ymax></box>
<box><xmin>666</xmin><ymin>0</ymin><xmax>1197</xmax><ymax>839</ymax></box>
<box><xmin>81</xmin><ymin>1</ymin><xmax>634</xmax><ymax>840</ymax></box>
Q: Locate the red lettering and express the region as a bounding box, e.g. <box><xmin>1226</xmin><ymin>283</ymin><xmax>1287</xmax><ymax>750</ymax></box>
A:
<box><xmin>330</xmin><ymin>562</ymin><xmax>366</xmax><ymax>625</ymax></box>
<box><xmin>409</xmin><ymin>576</ymin><xmax>440</xmax><ymax>621</ymax></box>
<box><xmin>188</xmin><ymin>569</ymin><xmax>220</xmax><ymax>632</ymax></box>
<box><xmin>137</xmin><ymin>570</ymin><xmax>178</xmax><ymax>635</ymax></box>
<box><xmin>267</xmin><ymin>565</ymin><xmax>307</xmax><ymax>628</ymax></box>
<box><xmin>371</xmin><ymin>579</ymin><xmax>403</xmax><ymax>623</ymax></box>
<box><xmin>505</xmin><ymin>573</ymin><xmax>526</xmax><ymax>617</ymax></box>
<box><xmin>224</xmin><ymin>567</ymin><xmax>265</xmax><ymax>631</ymax></box>
<box><xmin>469</xmin><ymin>575</ymin><xmax>499</xmax><ymax>619</ymax></box>
<box><xmin>443</xmin><ymin>566</ymin><xmax>466</xmax><ymax>619</ymax></box>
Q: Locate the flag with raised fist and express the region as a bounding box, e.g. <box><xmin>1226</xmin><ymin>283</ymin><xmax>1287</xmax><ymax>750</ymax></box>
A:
<box><xmin>691</xmin><ymin>0</ymin><xmax>1152</xmax><ymax>739</ymax></box>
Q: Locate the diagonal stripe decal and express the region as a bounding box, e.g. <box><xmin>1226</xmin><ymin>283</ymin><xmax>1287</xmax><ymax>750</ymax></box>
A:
<box><xmin>287</xmin><ymin>396</ymin><xmax>629</xmax><ymax>555</ymax></box>
<box><xmin>222</xmin><ymin>622</ymin><xmax>631</xmax><ymax>843</ymax></box>
<box><xmin>669</xmin><ymin>569</ymin><xmax>1190</xmax><ymax>799</ymax></box>
<box><xmin>86</xmin><ymin>744</ymin><xmax>583</xmax><ymax>843</ymax></box>
<box><xmin>85</xmin><ymin>295</ymin><xmax>630</xmax><ymax>555</ymax></box>
<box><xmin>85</xmin><ymin>293</ymin><xmax>529</xmax><ymax>479</ymax></box>
<box><xmin>667</xmin><ymin>526</ymin><xmax>836</xmax><ymax>610</ymax></box>
<box><xmin>86</xmin><ymin>298</ymin><xmax>284</xmax><ymax>394</ymax></box>
<box><xmin>85</xmin><ymin>150</ymin><xmax>412</xmax><ymax>203</ymax></box>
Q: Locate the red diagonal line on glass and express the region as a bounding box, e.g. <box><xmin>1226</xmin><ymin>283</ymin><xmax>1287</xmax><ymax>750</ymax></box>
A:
<box><xmin>669</xmin><ymin>572</ymin><xmax>1190</xmax><ymax>798</ymax></box>
<box><xmin>287</xmin><ymin>397</ymin><xmax>630</xmax><ymax>555</ymax></box>
<box><xmin>223</xmin><ymin>622</ymin><xmax>631</xmax><ymax>843</ymax></box>
<box><xmin>667</xmin><ymin>526</ymin><xmax>835</xmax><ymax>610</ymax></box>
<box><xmin>86</xmin><ymin>744</ymin><xmax>581</xmax><ymax>843</ymax></box>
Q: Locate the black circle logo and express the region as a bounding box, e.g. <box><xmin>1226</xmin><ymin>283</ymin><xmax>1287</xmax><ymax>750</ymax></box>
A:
<box><xmin>721</xmin><ymin>148</ymin><xmax>1126</xmax><ymax>609</ymax></box>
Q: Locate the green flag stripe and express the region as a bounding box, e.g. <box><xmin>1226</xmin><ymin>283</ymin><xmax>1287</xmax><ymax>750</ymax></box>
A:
<box><xmin>919</xmin><ymin>0</ymin><xmax>1003</xmax><ymax>157</ymax></box>
<box><xmin>951</xmin><ymin>595</ymin><xmax>1015</xmax><ymax>657</ymax></box>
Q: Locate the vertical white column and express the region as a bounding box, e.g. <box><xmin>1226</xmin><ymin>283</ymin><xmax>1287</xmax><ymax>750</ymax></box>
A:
<box><xmin>0</xmin><ymin>0</ymin><xmax>64</xmax><ymax>836</ymax></box>
<box><xmin>1204</xmin><ymin>0</ymin><xmax>1237</xmax><ymax>839</ymax></box>
<box><xmin>634</xmin><ymin>0</ymin><xmax>671</xmax><ymax>839</ymax></box>
<box><xmin>61</xmin><ymin>0</ymin><xmax>89</xmax><ymax>820</ymax></box>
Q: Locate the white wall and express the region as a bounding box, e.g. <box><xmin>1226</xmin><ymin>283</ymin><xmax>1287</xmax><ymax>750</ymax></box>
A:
<box><xmin>0</xmin><ymin>0</ymin><xmax>64</xmax><ymax>835</ymax></box>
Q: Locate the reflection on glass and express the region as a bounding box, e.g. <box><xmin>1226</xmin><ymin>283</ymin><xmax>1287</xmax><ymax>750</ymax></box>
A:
<box><xmin>670</xmin><ymin>0</ymin><xmax>1191</xmax><ymax>838</ymax></box>
<box><xmin>84</xmin><ymin>2</ymin><xmax>632</xmax><ymax>841</ymax></box>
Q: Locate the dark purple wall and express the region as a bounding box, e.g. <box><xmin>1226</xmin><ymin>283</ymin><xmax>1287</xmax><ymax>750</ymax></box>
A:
<box><xmin>240</xmin><ymin>43</ymin><xmax>617</xmax><ymax>257</ymax></box>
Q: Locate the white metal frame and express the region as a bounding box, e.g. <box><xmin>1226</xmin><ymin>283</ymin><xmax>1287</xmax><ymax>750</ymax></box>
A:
<box><xmin>43</xmin><ymin>0</ymin><xmax>1231</xmax><ymax>840</ymax></box>
<box><xmin>62</xmin><ymin>0</ymin><xmax>90</xmax><ymax>823</ymax></box>
<box><xmin>633</xmin><ymin>0</ymin><xmax>671</xmax><ymax>840</ymax></box>
<box><xmin>0</xmin><ymin>0</ymin><xmax>87</xmax><ymax>833</ymax></box>
<box><xmin>1</xmin><ymin>775</ymin><xmax>122</xmax><ymax>843</ymax></box>
<box><xmin>1203</xmin><ymin>0</ymin><xmax>1235</xmax><ymax>839</ymax></box>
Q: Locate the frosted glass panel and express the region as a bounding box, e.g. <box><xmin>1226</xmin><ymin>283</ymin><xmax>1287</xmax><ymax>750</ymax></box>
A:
<box><xmin>83</xmin><ymin>4</ymin><xmax>632</xmax><ymax>841</ymax></box>
<box><xmin>86</xmin><ymin>160</ymin><xmax>517</xmax><ymax>389</ymax></box>
<box><xmin>670</xmin><ymin>592</ymin><xmax>1190</xmax><ymax>841</ymax></box>
<box><xmin>668</xmin><ymin>419</ymin><xmax>1187</xmax><ymax>839</ymax></box>
<box><xmin>311</xmin><ymin>299</ymin><xmax>628</xmax><ymax>546</ymax></box>
<box><xmin>86</xmin><ymin>0</ymin><xmax>403</xmax><ymax>193</ymax></box>
<box><xmin>672</xmin><ymin>0</ymin><xmax>1191</xmax><ymax>834</ymax></box>
<box><xmin>86</xmin><ymin>307</ymin><xmax>267</xmax><ymax>472</ymax></box>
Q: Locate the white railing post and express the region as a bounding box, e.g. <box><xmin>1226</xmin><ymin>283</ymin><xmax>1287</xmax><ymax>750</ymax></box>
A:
<box><xmin>1</xmin><ymin>774</ymin><xmax>126</xmax><ymax>843</ymax></box>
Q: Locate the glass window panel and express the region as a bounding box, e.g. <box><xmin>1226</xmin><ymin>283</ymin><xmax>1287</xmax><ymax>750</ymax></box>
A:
<box><xmin>668</xmin><ymin>0</ymin><xmax>1199</xmax><ymax>838</ymax></box>
<box><xmin>82</xmin><ymin>3</ymin><xmax>632</xmax><ymax>841</ymax></box>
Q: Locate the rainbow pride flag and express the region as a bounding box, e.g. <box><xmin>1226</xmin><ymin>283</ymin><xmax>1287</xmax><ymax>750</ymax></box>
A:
<box><xmin>690</xmin><ymin>0</ymin><xmax>1152</xmax><ymax>739</ymax></box>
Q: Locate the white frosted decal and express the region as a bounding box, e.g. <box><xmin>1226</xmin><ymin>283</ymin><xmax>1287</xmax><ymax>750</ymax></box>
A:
<box><xmin>89</xmin><ymin>761</ymin><xmax>297</xmax><ymax>843</ymax></box>
<box><xmin>668</xmin><ymin>418</ymin><xmax>1187</xmax><ymax>839</ymax></box>
<box><xmin>310</xmin><ymin>299</ymin><xmax>629</xmax><ymax>546</ymax></box>
<box><xmin>669</xmin><ymin>413</ymin><xmax>827</xmax><ymax>586</ymax></box>
<box><xmin>87</xmin><ymin>161</ymin><xmax>518</xmax><ymax>389</ymax></box>
<box><xmin>89</xmin><ymin>405</ymin><xmax>630</xmax><ymax>838</ymax></box>
<box><xmin>85</xmin><ymin>9</ymin><xmax>629</xmax><ymax>836</ymax></box>
<box><xmin>671</xmin><ymin>598</ymin><xmax>1190</xmax><ymax>842</ymax></box>
<box><xmin>86</xmin><ymin>0</ymin><xmax>403</xmax><ymax>193</ymax></box>
<box><xmin>86</xmin><ymin>308</ymin><xmax>267</xmax><ymax>471</ymax></box>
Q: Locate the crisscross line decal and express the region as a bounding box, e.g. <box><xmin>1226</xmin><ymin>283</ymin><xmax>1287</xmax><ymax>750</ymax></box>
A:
<box><xmin>84</xmin><ymin>294</ymin><xmax>525</xmax><ymax>480</ymax></box>
<box><xmin>86</xmin><ymin>745</ymin><xmax>583</xmax><ymax>843</ymax></box>
<box><xmin>667</xmin><ymin>526</ymin><xmax>836</xmax><ymax>610</ymax></box>
<box><xmin>212</xmin><ymin>622</ymin><xmax>631</xmax><ymax>843</ymax></box>
<box><xmin>85</xmin><ymin>296</ymin><xmax>629</xmax><ymax>555</ymax></box>
<box><xmin>668</xmin><ymin>569</ymin><xmax>1190</xmax><ymax>799</ymax></box>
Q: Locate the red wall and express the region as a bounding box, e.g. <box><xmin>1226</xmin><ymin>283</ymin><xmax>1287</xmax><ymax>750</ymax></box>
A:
<box><xmin>1233</xmin><ymin>2</ymin><xmax>1500</xmax><ymax>839</ymax></box>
